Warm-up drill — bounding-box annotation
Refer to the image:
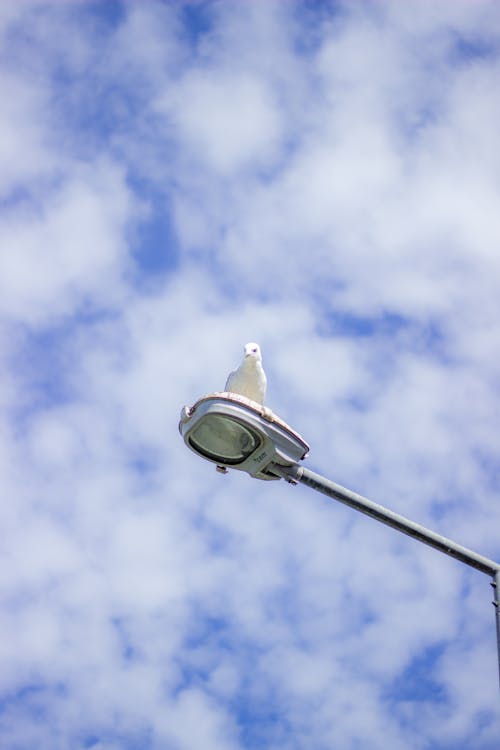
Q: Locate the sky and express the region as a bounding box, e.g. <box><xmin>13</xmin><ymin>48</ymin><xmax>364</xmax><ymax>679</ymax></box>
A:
<box><xmin>1</xmin><ymin>0</ymin><xmax>500</xmax><ymax>748</ymax></box>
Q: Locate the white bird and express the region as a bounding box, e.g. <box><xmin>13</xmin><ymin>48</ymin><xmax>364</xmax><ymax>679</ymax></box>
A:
<box><xmin>225</xmin><ymin>342</ymin><xmax>267</xmax><ymax>405</ymax></box>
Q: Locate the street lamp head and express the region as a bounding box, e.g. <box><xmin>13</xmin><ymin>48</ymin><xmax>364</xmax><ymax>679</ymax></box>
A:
<box><xmin>179</xmin><ymin>393</ymin><xmax>309</xmax><ymax>480</ymax></box>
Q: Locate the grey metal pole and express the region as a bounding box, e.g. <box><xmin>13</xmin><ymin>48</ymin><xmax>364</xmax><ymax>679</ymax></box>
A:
<box><xmin>271</xmin><ymin>462</ymin><xmax>500</xmax><ymax>688</ymax></box>
<box><xmin>274</xmin><ymin>464</ymin><xmax>499</xmax><ymax>575</ymax></box>
<box><xmin>495</xmin><ymin>570</ymin><xmax>500</xmax><ymax>689</ymax></box>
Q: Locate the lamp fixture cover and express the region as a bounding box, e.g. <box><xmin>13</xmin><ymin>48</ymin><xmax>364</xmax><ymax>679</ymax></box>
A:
<box><xmin>179</xmin><ymin>393</ymin><xmax>309</xmax><ymax>480</ymax></box>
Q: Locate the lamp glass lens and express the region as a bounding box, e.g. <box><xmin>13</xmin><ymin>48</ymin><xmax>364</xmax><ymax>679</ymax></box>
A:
<box><xmin>188</xmin><ymin>414</ymin><xmax>260</xmax><ymax>464</ymax></box>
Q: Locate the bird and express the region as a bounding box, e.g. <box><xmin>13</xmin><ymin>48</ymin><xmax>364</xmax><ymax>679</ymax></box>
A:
<box><xmin>224</xmin><ymin>342</ymin><xmax>267</xmax><ymax>405</ymax></box>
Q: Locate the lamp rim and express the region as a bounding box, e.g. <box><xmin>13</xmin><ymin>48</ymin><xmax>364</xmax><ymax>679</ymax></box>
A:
<box><xmin>182</xmin><ymin>392</ymin><xmax>310</xmax><ymax>456</ymax></box>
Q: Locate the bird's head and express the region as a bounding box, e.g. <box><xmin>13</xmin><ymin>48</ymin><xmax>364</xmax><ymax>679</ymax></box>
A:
<box><xmin>244</xmin><ymin>342</ymin><xmax>262</xmax><ymax>360</ymax></box>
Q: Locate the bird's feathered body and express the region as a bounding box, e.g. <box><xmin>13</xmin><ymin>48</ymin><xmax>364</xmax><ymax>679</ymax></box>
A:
<box><xmin>225</xmin><ymin>342</ymin><xmax>267</xmax><ymax>405</ymax></box>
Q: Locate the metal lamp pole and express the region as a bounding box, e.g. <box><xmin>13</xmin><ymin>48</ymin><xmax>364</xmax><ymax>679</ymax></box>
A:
<box><xmin>272</xmin><ymin>463</ymin><xmax>500</xmax><ymax>689</ymax></box>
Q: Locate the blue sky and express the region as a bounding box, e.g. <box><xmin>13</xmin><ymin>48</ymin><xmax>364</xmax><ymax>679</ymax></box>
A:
<box><xmin>1</xmin><ymin>1</ymin><xmax>500</xmax><ymax>748</ymax></box>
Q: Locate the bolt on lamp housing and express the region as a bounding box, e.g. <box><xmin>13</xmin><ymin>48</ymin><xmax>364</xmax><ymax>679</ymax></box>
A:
<box><xmin>179</xmin><ymin>393</ymin><xmax>310</xmax><ymax>480</ymax></box>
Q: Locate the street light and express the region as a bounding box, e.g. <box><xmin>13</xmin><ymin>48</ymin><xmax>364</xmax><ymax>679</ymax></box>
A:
<box><xmin>179</xmin><ymin>392</ymin><xmax>309</xmax><ymax>480</ymax></box>
<box><xmin>179</xmin><ymin>393</ymin><xmax>500</xmax><ymax>691</ymax></box>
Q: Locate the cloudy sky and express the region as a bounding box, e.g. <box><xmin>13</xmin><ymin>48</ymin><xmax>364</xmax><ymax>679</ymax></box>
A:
<box><xmin>1</xmin><ymin>1</ymin><xmax>500</xmax><ymax>747</ymax></box>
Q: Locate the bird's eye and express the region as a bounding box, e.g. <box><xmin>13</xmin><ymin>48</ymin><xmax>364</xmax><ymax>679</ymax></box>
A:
<box><xmin>252</xmin><ymin>347</ymin><xmax>257</xmax><ymax>352</ymax></box>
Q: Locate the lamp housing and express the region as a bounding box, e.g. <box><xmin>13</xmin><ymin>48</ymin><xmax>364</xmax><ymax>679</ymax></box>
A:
<box><xmin>179</xmin><ymin>393</ymin><xmax>309</xmax><ymax>480</ymax></box>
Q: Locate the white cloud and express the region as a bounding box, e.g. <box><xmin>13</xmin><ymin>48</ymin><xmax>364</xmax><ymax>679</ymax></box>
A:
<box><xmin>0</xmin><ymin>70</ymin><xmax>53</xmax><ymax>194</ymax></box>
<box><xmin>0</xmin><ymin>160</ymin><xmax>135</xmax><ymax>323</ymax></box>
<box><xmin>158</xmin><ymin>70</ymin><xmax>283</xmax><ymax>175</ymax></box>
